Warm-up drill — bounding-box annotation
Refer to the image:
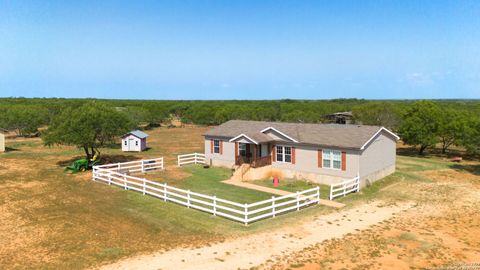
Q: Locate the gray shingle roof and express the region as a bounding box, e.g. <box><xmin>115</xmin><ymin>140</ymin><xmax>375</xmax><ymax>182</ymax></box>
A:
<box><xmin>204</xmin><ymin>120</ymin><xmax>397</xmax><ymax>150</ymax></box>
<box><xmin>123</xmin><ymin>130</ymin><xmax>149</xmax><ymax>139</ymax></box>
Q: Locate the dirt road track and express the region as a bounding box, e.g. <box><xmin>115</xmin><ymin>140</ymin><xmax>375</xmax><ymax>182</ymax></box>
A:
<box><xmin>98</xmin><ymin>201</ymin><xmax>412</xmax><ymax>270</ymax></box>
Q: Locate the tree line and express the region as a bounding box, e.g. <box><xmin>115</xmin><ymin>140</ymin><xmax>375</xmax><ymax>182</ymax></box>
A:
<box><xmin>0</xmin><ymin>98</ymin><xmax>479</xmax><ymax>157</ymax></box>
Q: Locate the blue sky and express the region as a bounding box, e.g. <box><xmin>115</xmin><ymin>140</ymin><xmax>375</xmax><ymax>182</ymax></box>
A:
<box><xmin>0</xmin><ymin>1</ymin><xmax>479</xmax><ymax>99</ymax></box>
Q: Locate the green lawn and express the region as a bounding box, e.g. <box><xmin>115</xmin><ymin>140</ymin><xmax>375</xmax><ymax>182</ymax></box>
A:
<box><xmin>164</xmin><ymin>166</ymin><xmax>274</xmax><ymax>204</ymax></box>
<box><xmin>254</xmin><ymin>178</ymin><xmax>331</xmax><ymax>200</ymax></box>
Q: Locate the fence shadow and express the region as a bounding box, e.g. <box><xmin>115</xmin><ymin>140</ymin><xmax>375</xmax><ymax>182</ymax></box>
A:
<box><xmin>450</xmin><ymin>163</ymin><xmax>480</xmax><ymax>176</ymax></box>
<box><xmin>57</xmin><ymin>154</ymin><xmax>141</xmax><ymax>167</ymax></box>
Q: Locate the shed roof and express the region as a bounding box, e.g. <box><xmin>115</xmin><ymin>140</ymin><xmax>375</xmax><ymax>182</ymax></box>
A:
<box><xmin>122</xmin><ymin>130</ymin><xmax>149</xmax><ymax>139</ymax></box>
<box><xmin>204</xmin><ymin>120</ymin><xmax>398</xmax><ymax>150</ymax></box>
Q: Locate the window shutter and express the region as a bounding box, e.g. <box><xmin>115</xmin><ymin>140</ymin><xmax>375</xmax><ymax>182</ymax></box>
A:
<box><xmin>318</xmin><ymin>149</ymin><xmax>322</xmax><ymax>168</ymax></box>
<box><xmin>341</xmin><ymin>151</ymin><xmax>346</xmax><ymax>171</ymax></box>
<box><xmin>210</xmin><ymin>139</ymin><xmax>213</xmax><ymax>154</ymax></box>
<box><xmin>292</xmin><ymin>147</ymin><xmax>296</xmax><ymax>164</ymax></box>
<box><xmin>220</xmin><ymin>141</ymin><xmax>223</xmax><ymax>155</ymax></box>
<box><xmin>272</xmin><ymin>144</ymin><xmax>276</xmax><ymax>162</ymax></box>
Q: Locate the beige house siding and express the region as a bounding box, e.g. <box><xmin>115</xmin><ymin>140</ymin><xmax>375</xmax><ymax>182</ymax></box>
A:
<box><xmin>204</xmin><ymin>137</ymin><xmax>236</xmax><ymax>167</ymax></box>
<box><xmin>359</xmin><ymin>132</ymin><xmax>397</xmax><ymax>187</ymax></box>
<box><xmin>272</xmin><ymin>144</ymin><xmax>359</xmax><ymax>185</ymax></box>
<box><xmin>204</xmin><ymin>130</ymin><xmax>397</xmax><ymax>186</ymax></box>
<box><xmin>0</xmin><ymin>133</ymin><xmax>4</xmax><ymax>152</ymax></box>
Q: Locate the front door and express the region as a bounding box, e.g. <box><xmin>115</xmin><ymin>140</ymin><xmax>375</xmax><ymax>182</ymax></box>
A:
<box><xmin>128</xmin><ymin>138</ymin><xmax>135</xmax><ymax>151</ymax></box>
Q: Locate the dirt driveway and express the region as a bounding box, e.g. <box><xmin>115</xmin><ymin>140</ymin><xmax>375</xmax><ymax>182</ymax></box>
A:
<box><xmin>98</xmin><ymin>202</ymin><xmax>412</xmax><ymax>270</ymax></box>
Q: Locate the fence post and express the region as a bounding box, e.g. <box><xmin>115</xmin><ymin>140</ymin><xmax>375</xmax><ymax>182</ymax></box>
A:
<box><xmin>244</xmin><ymin>203</ymin><xmax>248</xmax><ymax>226</ymax></box>
<box><xmin>124</xmin><ymin>175</ymin><xmax>127</xmax><ymax>190</ymax></box>
<box><xmin>177</xmin><ymin>156</ymin><xmax>180</xmax><ymax>167</ymax></box>
<box><xmin>213</xmin><ymin>196</ymin><xmax>217</xmax><ymax>216</ymax></box>
<box><xmin>92</xmin><ymin>167</ymin><xmax>96</xmax><ymax>181</ymax></box>
<box><xmin>143</xmin><ymin>179</ymin><xmax>146</xmax><ymax>195</ymax></box>
<box><xmin>108</xmin><ymin>172</ymin><xmax>112</xmax><ymax>185</ymax></box>
<box><xmin>329</xmin><ymin>185</ymin><xmax>332</xmax><ymax>200</ymax></box>
<box><xmin>296</xmin><ymin>191</ymin><xmax>300</xmax><ymax>211</ymax></box>
<box><xmin>187</xmin><ymin>190</ymin><xmax>191</xmax><ymax>208</ymax></box>
<box><xmin>272</xmin><ymin>196</ymin><xmax>276</xmax><ymax>218</ymax></box>
<box><xmin>316</xmin><ymin>186</ymin><xmax>320</xmax><ymax>204</ymax></box>
<box><xmin>163</xmin><ymin>183</ymin><xmax>167</xmax><ymax>202</ymax></box>
<box><xmin>343</xmin><ymin>182</ymin><xmax>346</xmax><ymax>197</ymax></box>
<box><xmin>141</xmin><ymin>160</ymin><xmax>145</xmax><ymax>173</ymax></box>
<box><xmin>161</xmin><ymin>158</ymin><xmax>164</xmax><ymax>170</ymax></box>
<box><xmin>117</xmin><ymin>163</ymin><xmax>121</xmax><ymax>172</ymax></box>
<box><xmin>356</xmin><ymin>173</ymin><xmax>360</xmax><ymax>192</ymax></box>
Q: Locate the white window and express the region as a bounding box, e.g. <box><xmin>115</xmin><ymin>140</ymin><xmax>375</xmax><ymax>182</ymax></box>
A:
<box><xmin>276</xmin><ymin>145</ymin><xmax>292</xmax><ymax>163</ymax></box>
<box><xmin>239</xmin><ymin>143</ymin><xmax>246</xmax><ymax>156</ymax></box>
<box><xmin>213</xmin><ymin>140</ymin><xmax>220</xmax><ymax>153</ymax></box>
<box><xmin>323</xmin><ymin>149</ymin><xmax>342</xmax><ymax>169</ymax></box>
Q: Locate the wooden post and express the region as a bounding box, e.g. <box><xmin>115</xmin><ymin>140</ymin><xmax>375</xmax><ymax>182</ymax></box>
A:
<box><xmin>108</xmin><ymin>173</ymin><xmax>111</xmax><ymax>185</ymax></box>
<box><xmin>296</xmin><ymin>191</ymin><xmax>300</xmax><ymax>211</ymax></box>
<box><xmin>329</xmin><ymin>185</ymin><xmax>333</xmax><ymax>200</ymax></box>
<box><xmin>356</xmin><ymin>173</ymin><xmax>360</xmax><ymax>192</ymax></box>
<box><xmin>143</xmin><ymin>179</ymin><xmax>146</xmax><ymax>195</ymax></box>
<box><xmin>177</xmin><ymin>156</ymin><xmax>180</xmax><ymax>167</ymax></box>
<box><xmin>317</xmin><ymin>186</ymin><xmax>320</xmax><ymax>204</ymax></box>
<box><xmin>213</xmin><ymin>196</ymin><xmax>217</xmax><ymax>216</ymax></box>
<box><xmin>124</xmin><ymin>175</ymin><xmax>127</xmax><ymax>190</ymax></box>
<box><xmin>117</xmin><ymin>163</ymin><xmax>121</xmax><ymax>172</ymax></box>
<box><xmin>244</xmin><ymin>203</ymin><xmax>248</xmax><ymax>226</ymax></box>
<box><xmin>141</xmin><ymin>160</ymin><xmax>144</xmax><ymax>173</ymax></box>
<box><xmin>164</xmin><ymin>183</ymin><xmax>167</xmax><ymax>202</ymax></box>
<box><xmin>272</xmin><ymin>196</ymin><xmax>276</xmax><ymax>217</ymax></box>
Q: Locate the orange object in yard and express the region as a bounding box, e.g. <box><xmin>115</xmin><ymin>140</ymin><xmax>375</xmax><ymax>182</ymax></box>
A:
<box><xmin>273</xmin><ymin>176</ymin><xmax>279</xmax><ymax>187</ymax></box>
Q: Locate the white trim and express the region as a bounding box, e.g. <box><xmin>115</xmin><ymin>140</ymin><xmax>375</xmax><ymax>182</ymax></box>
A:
<box><xmin>229</xmin><ymin>134</ymin><xmax>258</xmax><ymax>145</ymax></box>
<box><xmin>360</xmin><ymin>127</ymin><xmax>400</xmax><ymax>150</ymax></box>
<box><xmin>322</xmin><ymin>149</ymin><xmax>342</xmax><ymax>170</ymax></box>
<box><xmin>275</xmin><ymin>145</ymin><xmax>293</xmax><ymax>164</ymax></box>
<box><xmin>260</xmin><ymin>127</ymin><xmax>299</xmax><ymax>143</ymax></box>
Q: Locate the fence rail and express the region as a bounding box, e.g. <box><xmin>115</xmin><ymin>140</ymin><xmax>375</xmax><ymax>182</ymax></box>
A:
<box><xmin>93</xmin><ymin>158</ymin><xmax>319</xmax><ymax>225</ymax></box>
<box><xmin>94</xmin><ymin>157</ymin><xmax>164</xmax><ymax>173</ymax></box>
<box><xmin>177</xmin><ymin>153</ymin><xmax>206</xmax><ymax>166</ymax></box>
<box><xmin>329</xmin><ymin>174</ymin><xmax>360</xmax><ymax>200</ymax></box>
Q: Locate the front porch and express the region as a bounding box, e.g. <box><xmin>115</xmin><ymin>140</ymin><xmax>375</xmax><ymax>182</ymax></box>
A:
<box><xmin>234</xmin><ymin>142</ymin><xmax>272</xmax><ymax>168</ymax></box>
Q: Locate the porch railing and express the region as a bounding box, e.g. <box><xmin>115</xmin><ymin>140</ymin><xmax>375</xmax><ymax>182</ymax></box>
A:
<box><xmin>235</xmin><ymin>155</ymin><xmax>272</xmax><ymax>168</ymax></box>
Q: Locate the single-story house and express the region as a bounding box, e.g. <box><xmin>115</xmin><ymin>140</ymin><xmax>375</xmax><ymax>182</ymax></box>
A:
<box><xmin>204</xmin><ymin>120</ymin><xmax>399</xmax><ymax>187</ymax></box>
<box><xmin>121</xmin><ymin>130</ymin><xmax>149</xmax><ymax>152</ymax></box>
<box><xmin>0</xmin><ymin>128</ymin><xmax>6</xmax><ymax>153</ymax></box>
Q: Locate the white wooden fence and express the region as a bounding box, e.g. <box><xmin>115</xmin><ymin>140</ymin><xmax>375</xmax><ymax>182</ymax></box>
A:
<box><xmin>177</xmin><ymin>153</ymin><xmax>206</xmax><ymax>166</ymax></box>
<box><xmin>329</xmin><ymin>174</ymin><xmax>360</xmax><ymax>200</ymax></box>
<box><xmin>92</xmin><ymin>158</ymin><xmax>320</xmax><ymax>225</ymax></box>
<box><xmin>94</xmin><ymin>157</ymin><xmax>164</xmax><ymax>173</ymax></box>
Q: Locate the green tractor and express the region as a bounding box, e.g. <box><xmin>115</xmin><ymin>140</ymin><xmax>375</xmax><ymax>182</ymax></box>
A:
<box><xmin>65</xmin><ymin>154</ymin><xmax>100</xmax><ymax>173</ymax></box>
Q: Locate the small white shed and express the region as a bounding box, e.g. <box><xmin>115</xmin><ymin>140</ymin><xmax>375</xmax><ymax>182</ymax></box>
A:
<box><xmin>121</xmin><ymin>130</ymin><xmax>149</xmax><ymax>152</ymax></box>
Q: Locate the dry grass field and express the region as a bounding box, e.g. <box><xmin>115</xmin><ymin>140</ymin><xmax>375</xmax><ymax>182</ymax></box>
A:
<box><xmin>1</xmin><ymin>125</ymin><xmax>479</xmax><ymax>269</ymax></box>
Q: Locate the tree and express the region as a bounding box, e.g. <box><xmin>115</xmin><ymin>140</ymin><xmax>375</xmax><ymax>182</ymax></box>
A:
<box><xmin>0</xmin><ymin>105</ymin><xmax>48</xmax><ymax>136</ymax></box>
<box><xmin>460</xmin><ymin>115</ymin><xmax>480</xmax><ymax>155</ymax></box>
<box><xmin>43</xmin><ymin>102</ymin><xmax>133</xmax><ymax>160</ymax></box>
<box><xmin>398</xmin><ymin>101</ymin><xmax>441</xmax><ymax>155</ymax></box>
<box><xmin>437</xmin><ymin>109</ymin><xmax>469</xmax><ymax>154</ymax></box>
<box><xmin>352</xmin><ymin>102</ymin><xmax>402</xmax><ymax>130</ymax></box>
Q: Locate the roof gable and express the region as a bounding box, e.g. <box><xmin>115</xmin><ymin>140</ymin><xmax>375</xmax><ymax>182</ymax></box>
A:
<box><xmin>122</xmin><ymin>130</ymin><xmax>148</xmax><ymax>139</ymax></box>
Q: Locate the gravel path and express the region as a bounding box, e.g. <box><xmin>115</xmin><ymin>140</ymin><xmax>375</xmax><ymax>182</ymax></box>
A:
<box><xmin>98</xmin><ymin>201</ymin><xmax>412</xmax><ymax>270</ymax></box>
